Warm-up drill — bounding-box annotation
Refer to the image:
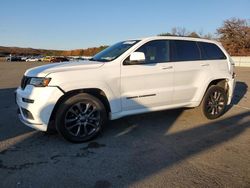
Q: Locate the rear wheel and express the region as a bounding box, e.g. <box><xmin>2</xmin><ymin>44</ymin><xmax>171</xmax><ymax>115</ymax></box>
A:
<box><xmin>55</xmin><ymin>93</ymin><xmax>107</xmax><ymax>143</ymax></box>
<box><xmin>200</xmin><ymin>85</ymin><xmax>228</xmax><ymax>119</ymax></box>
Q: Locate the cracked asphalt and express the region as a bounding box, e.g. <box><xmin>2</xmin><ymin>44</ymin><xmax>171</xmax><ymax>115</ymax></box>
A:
<box><xmin>0</xmin><ymin>62</ymin><xmax>249</xmax><ymax>188</ymax></box>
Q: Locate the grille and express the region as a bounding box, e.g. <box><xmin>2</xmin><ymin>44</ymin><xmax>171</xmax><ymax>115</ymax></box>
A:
<box><xmin>21</xmin><ymin>76</ymin><xmax>30</xmax><ymax>90</ymax></box>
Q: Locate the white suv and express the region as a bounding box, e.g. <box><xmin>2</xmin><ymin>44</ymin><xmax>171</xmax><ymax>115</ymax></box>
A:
<box><xmin>16</xmin><ymin>36</ymin><xmax>236</xmax><ymax>142</ymax></box>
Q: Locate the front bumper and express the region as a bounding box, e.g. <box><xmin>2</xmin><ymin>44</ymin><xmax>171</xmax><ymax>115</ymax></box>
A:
<box><xmin>16</xmin><ymin>85</ymin><xmax>64</xmax><ymax>131</ymax></box>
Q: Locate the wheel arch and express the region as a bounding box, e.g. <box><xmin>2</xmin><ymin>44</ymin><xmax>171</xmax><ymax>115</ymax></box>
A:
<box><xmin>198</xmin><ymin>78</ymin><xmax>230</xmax><ymax>106</ymax></box>
<box><xmin>48</xmin><ymin>88</ymin><xmax>113</xmax><ymax>130</ymax></box>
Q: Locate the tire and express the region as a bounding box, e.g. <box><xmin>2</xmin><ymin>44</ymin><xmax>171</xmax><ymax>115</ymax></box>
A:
<box><xmin>199</xmin><ymin>85</ymin><xmax>228</xmax><ymax>119</ymax></box>
<box><xmin>45</xmin><ymin>121</ymin><xmax>57</xmax><ymax>135</ymax></box>
<box><xmin>55</xmin><ymin>93</ymin><xmax>107</xmax><ymax>143</ymax></box>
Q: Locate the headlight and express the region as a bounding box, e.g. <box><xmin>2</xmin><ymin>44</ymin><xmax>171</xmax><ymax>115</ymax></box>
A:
<box><xmin>29</xmin><ymin>77</ymin><xmax>51</xmax><ymax>87</ymax></box>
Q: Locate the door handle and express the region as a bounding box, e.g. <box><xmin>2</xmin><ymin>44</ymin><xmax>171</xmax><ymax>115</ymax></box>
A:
<box><xmin>201</xmin><ymin>63</ymin><xmax>210</xmax><ymax>67</ymax></box>
<box><xmin>161</xmin><ymin>66</ymin><xmax>173</xmax><ymax>70</ymax></box>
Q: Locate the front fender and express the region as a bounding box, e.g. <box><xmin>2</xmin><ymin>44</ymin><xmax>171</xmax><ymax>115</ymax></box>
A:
<box><xmin>58</xmin><ymin>80</ymin><xmax>121</xmax><ymax>114</ymax></box>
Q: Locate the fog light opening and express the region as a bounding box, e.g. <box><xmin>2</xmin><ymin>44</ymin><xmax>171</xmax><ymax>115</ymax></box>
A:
<box><xmin>21</xmin><ymin>108</ymin><xmax>34</xmax><ymax>120</ymax></box>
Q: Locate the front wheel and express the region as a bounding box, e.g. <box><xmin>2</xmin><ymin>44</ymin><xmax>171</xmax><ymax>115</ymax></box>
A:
<box><xmin>200</xmin><ymin>85</ymin><xmax>228</xmax><ymax>119</ymax></box>
<box><xmin>55</xmin><ymin>93</ymin><xmax>107</xmax><ymax>143</ymax></box>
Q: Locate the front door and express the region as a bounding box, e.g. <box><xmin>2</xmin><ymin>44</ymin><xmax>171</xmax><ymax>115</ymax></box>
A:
<box><xmin>121</xmin><ymin>40</ymin><xmax>174</xmax><ymax>111</ymax></box>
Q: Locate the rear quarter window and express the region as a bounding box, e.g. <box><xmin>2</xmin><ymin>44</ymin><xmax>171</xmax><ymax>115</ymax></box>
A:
<box><xmin>198</xmin><ymin>42</ymin><xmax>226</xmax><ymax>60</ymax></box>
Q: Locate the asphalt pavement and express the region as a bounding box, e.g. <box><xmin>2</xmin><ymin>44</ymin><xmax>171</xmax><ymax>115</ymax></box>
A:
<box><xmin>0</xmin><ymin>62</ymin><xmax>249</xmax><ymax>188</ymax></box>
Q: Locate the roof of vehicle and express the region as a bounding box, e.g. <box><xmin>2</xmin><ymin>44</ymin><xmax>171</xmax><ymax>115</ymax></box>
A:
<box><xmin>134</xmin><ymin>36</ymin><xmax>220</xmax><ymax>45</ymax></box>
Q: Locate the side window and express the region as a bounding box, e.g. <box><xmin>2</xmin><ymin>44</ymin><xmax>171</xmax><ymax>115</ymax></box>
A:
<box><xmin>170</xmin><ymin>40</ymin><xmax>201</xmax><ymax>61</ymax></box>
<box><xmin>198</xmin><ymin>42</ymin><xmax>226</xmax><ymax>60</ymax></box>
<box><xmin>135</xmin><ymin>40</ymin><xmax>170</xmax><ymax>64</ymax></box>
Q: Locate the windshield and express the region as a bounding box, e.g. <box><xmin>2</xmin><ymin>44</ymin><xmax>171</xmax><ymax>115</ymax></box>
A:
<box><xmin>90</xmin><ymin>40</ymin><xmax>140</xmax><ymax>62</ymax></box>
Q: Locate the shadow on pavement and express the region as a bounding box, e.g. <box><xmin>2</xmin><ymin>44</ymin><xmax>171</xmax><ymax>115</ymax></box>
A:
<box><xmin>0</xmin><ymin>83</ymin><xmax>249</xmax><ymax>187</ymax></box>
<box><xmin>0</xmin><ymin>88</ymin><xmax>33</xmax><ymax>142</ymax></box>
<box><xmin>0</xmin><ymin>108</ymin><xmax>249</xmax><ymax>187</ymax></box>
<box><xmin>231</xmin><ymin>81</ymin><xmax>248</xmax><ymax>105</ymax></box>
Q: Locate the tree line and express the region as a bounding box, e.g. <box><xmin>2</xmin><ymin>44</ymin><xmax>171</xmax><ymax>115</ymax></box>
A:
<box><xmin>0</xmin><ymin>45</ymin><xmax>108</xmax><ymax>57</ymax></box>
<box><xmin>67</xmin><ymin>18</ymin><xmax>250</xmax><ymax>56</ymax></box>
<box><xmin>60</xmin><ymin>46</ymin><xmax>108</xmax><ymax>56</ymax></box>
<box><xmin>1</xmin><ymin>18</ymin><xmax>249</xmax><ymax>57</ymax></box>
<box><xmin>159</xmin><ymin>18</ymin><xmax>250</xmax><ymax>56</ymax></box>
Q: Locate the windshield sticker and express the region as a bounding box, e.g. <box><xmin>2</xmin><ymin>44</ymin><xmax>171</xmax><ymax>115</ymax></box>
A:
<box><xmin>101</xmin><ymin>57</ymin><xmax>114</xmax><ymax>61</ymax></box>
<box><xmin>123</xmin><ymin>41</ymin><xmax>137</xmax><ymax>45</ymax></box>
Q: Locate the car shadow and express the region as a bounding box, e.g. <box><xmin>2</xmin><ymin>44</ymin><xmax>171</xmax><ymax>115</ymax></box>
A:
<box><xmin>231</xmin><ymin>81</ymin><xmax>248</xmax><ymax>105</ymax></box>
<box><xmin>1</xmin><ymin>81</ymin><xmax>247</xmax><ymax>142</ymax></box>
<box><xmin>0</xmin><ymin>108</ymin><xmax>249</xmax><ymax>187</ymax></box>
<box><xmin>225</xmin><ymin>81</ymin><xmax>248</xmax><ymax>113</ymax></box>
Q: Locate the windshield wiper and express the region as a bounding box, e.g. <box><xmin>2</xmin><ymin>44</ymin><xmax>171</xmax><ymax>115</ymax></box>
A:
<box><xmin>89</xmin><ymin>58</ymin><xmax>111</xmax><ymax>62</ymax></box>
<box><xmin>90</xmin><ymin>58</ymin><xmax>105</xmax><ymax>62</ymax></box>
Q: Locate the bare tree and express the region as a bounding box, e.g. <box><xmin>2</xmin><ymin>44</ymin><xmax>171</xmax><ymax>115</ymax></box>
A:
<box><xmin>189</xmin><ymin>32</ymin><xmax>200</xmax><ymax>38</ymax></box>
<box><xmin>158</xmin><ymin>32</ymin><xmax>174</xmax><ymax>36</ymax></box>
<box><xmin>203</xmin><ymin>33</ymin><xmax>213</xmax><ymax>40</ymax></box>
<box><xmin>171</xmin><ymin>27</ymin><xmax>190</xmax><ymax>36</ymax></box>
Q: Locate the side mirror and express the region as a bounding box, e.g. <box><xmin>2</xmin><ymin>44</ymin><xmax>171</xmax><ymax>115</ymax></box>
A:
<box><xmin>129</xmin><ymin>52</ymin><xmax>145</xmax><ymax>64</ymax></box>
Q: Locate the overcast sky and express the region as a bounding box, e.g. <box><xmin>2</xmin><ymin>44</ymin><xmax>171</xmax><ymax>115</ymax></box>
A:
<box><xmin>0</xmin><ymin>0</ymin><xmax>249</xmax><ymax>50</ymax></box>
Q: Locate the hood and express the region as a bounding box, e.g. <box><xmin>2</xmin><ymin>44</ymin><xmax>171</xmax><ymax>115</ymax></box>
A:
<box><xmin>25</xmin><ymin>60</ymin><xmax>104</xmax><ymax>77</ymax></box>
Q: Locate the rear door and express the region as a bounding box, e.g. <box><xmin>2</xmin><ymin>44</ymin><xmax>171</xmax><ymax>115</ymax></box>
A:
<box><xmin>170</xmin><ymin>40</ymin><xmax>211</xmax><ymax>104</ymax></box>
<box><xmin>197</xmin><ymin>41</ymin><xmax>228</xmax><ymax>74</ymax></box>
